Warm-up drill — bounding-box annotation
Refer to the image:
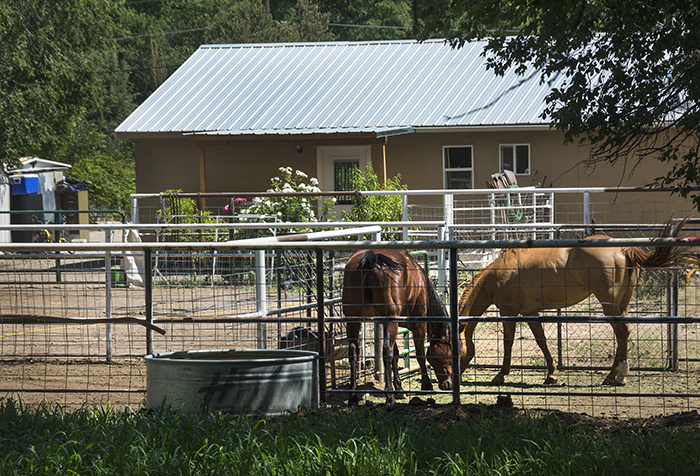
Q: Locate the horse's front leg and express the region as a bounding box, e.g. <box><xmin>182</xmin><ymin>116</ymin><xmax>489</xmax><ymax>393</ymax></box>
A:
<box><xmin>410</xmin><ymin>325</ymin><xmax>432</xmax><ymax>391</ymax></box>
<box><xmin>527</xmin><ymin>320</ymin><xmax>557</xmax><ymax>385</ymax></box>
<box><xmin>458</xmin><ymin>321</ymin><xmax>477</xmax><ymax>378</ymax></box>
<box><xmin>492</xmin><ymin>321</ymin><xmax>516</xmax><ymax>385</ymax></box>
<box><xmin>603</xmin><ymin>322</ymin><xmax>630</xmax><ymax>386</ymax></box>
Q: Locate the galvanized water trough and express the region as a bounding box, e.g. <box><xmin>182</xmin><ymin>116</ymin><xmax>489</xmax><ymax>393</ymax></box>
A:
<box><xmin>145</xmin><ymin>349</ymin><xmax>319</xmax><ymax>415</ymax></box>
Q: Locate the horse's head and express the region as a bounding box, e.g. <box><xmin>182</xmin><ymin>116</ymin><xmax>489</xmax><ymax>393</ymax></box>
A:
<box><xmin>426</xmin><ymin>323</ymin><xmax>461</xmax><ymax>390</ymax></box>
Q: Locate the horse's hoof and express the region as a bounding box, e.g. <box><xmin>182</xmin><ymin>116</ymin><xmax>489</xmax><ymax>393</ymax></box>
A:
<box><xmin>421</xmin><ymin>382</ymin><xmax>433</xmax><ymax>391</ymax></box>
<box><xmin>348</xmin><ymin>394</ymin><xmax>361</xmax><ymax>405</ymax></box>
<box><xmin>543</xmin><ymin>376</ymin><xmax>558</xmax><ymax>385</ymax></box>
<box><xmin>491</xmin><ymin>375</ymin><xmax>505</xmax><ymax>385</ymax></box>
<box><xmin>601</xmin><ymin>377</ymin><xmax>624</xmax><ymax>386</ymax></box>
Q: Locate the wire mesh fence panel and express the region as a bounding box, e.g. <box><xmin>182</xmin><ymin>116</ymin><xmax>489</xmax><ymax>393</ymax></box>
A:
<box><xmin>1</xmin><ymin>240</ymin><xmax>699</xmax><ymax>417</ymax></box>
<box><xmin>0</xmin><ymin>251</ymin><xmax>150</xmax><ymax>409</ymax></box>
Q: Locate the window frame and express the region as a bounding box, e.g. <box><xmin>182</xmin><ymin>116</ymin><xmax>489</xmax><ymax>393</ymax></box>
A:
<box><xmin>333</xmin><ymin>159</ymin><xmax>359</xmax><ymax>205</ymax></box>
<box><xmin>499</xmin><ymin>143</ymin><xmax>531</xmax><ymax>175</ymax></box>
<box><xmin>442</xmin><ymin>145</ymin><xmax>474</xmax><ymax>190</ymax></box>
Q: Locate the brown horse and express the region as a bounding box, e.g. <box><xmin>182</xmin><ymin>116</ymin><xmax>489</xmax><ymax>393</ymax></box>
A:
<box><xmin>342</xmin><ymin>249</ymin><xmax>451</xmax><ymax>404</ymax></box>
<box><xmin>431</xmin><ymin>220</ymin><xmax>687</xmax><ymax>388</ymax></box>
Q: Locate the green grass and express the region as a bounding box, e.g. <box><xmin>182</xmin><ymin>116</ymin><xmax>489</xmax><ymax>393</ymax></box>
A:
<box><xmin>1</xmin><ymin>399</ymin><xmax>699</xmax><ymax>475</ymax></box>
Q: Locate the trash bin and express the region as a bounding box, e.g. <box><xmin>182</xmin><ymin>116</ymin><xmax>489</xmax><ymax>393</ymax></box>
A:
<box><xmin>10</xmin><ymin>174</ymin><xmax>44</xmax><ymax>243</ymax></box>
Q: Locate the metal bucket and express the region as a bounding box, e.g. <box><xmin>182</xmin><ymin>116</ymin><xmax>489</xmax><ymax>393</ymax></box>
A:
<box><xmin>145</xmin><ymin>349</ymin><xmax>319</xmax><ymax>415</ymax></box>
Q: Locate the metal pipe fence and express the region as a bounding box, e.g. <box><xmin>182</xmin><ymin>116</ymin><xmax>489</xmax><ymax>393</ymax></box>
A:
<box><xmin>1</xmin><ymin>236</ymin><xmax>699</xmax><ymax>417</ymax></box>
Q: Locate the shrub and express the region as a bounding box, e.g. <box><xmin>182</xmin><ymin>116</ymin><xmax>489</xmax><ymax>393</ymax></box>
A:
<box><xmin>242</xmin><ymin>167</ymin><xmax>333</xmax><ymax>229</ymax></box>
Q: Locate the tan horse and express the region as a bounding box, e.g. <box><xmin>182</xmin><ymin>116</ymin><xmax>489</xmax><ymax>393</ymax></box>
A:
<box><xmin>431</xmin><ymin>220</ymin><xmax>687</xmax><ymax>388</ymax></box>
<box><xmin>342</xmin><ymin>249</ymin><xmax>451</xmax><ymax>404</ymax></box>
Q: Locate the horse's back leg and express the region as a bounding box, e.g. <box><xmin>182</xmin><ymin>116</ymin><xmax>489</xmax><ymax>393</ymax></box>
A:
<box><xmin>599</xmin><ymin>294</ymin><xmax>633</xmax><ymax>386</ymax></box>
<box><xmin>527</xmin><ymin>320</ymin><xmax>557</xmax><ymax>385</ymax></box>
<box><xmin>603</xmin><ymin>321</ymin><xmax>630</xmax><ymax>386</ymax></box>
<box><xmin>383</xmin><ymin>322</ymin><xmax>404</xmax><ymax>403</ymax></box>
<box><xmin>347</xmin><ymin>321</ymin><xmax>362</xmax><ymax>403</ymax></box>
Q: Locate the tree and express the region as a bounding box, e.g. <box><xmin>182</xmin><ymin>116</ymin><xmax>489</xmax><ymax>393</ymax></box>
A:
<box><xmin>206</xmin><ymin>0</ymin><xmax>333</xmax><ymax>44</ymax></box>
<box><xmin>315</xmin><ymin>0</ymin><xmax>413</xmax><ymax>41</ymax></box>
<box><xmin>421</xmin><ymin>1</ymin><xmax>700</xmax><ymax>207</ymax></box>
<box><xmin>0</xmin><ymin>1</ymin><xmax>119</xmax><ymax>169</ymax></box>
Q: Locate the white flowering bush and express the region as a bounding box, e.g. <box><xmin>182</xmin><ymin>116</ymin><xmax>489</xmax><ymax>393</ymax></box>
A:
<box><xmin>242</xmin><ymin>167</ymin><xmax>333</xmax><ymax>224</ymax></box>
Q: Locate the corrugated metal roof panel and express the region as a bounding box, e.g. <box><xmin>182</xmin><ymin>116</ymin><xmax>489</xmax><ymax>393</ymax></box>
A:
<box><xmin>116</xmin><ymin>39</ymin><xmax>564</xmax><ymax>136</ymax></box>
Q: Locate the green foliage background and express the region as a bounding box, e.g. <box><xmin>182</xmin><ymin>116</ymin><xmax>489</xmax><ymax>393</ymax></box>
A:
<box><xmin>5</xmin><ymin>1</ymin><xmax>698</xmax><ymax>215</ymax></box>
<box><xmin>1</xmin><ymin>0</ymin><xmax>428</xmax><ymax>218</ymax></box>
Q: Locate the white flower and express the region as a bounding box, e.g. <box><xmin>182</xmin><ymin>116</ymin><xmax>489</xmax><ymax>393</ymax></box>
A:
<box><xmin>310</xmin><ymin>177</ymin><xmax>319</xmax><ymax>186</ymax></box>
<box><xmin>295</xmin><ymin>170</ymin><xmax>308</xmax><ymax>178</ymax></box>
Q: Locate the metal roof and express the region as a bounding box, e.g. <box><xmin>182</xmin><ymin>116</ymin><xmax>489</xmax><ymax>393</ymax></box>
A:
<box><xmin>115</xmin><ymin>39</ymin><xmax>563</xmax><ymax>137</ymax></box>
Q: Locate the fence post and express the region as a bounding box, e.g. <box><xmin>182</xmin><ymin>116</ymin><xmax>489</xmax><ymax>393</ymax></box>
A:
<box><xmin>130</xmin><ymin>195</ymin><xmax>139</xmax><ymax>224</ymax></box>
<box><xmin>255</xmin><ymin>250</ymin><xmax>267</xmax><ymax>349</ymax></box>
<box><xmin>402</xmin><ymin>194</ymin><xmax>409</xmax><ymax>241</ymax></box>
<box><xmin>449</xmin><ymin>246</ymin><xmax>460</xmax><ymax>404</ymax></box>
<box><xmin>443</xmin><ymin>193</ymin><xmax>453</xmax><ymax>229</ymax></box>
<box><xmin>316</xmin><ymin>249</ymin><xmax>326</xmax><ymax>403</ymax></box>
<box><xmin>583</xmin><ymin>192</ymin><xmax>591</xmax><ymax>234</ymax></box>
<box><xmin>438</xmin><ymin>225</ymin><xmax>446</xmax><ymax>298</ymax></box>
<box><xmin>105</xmin><ymin>229</ymin><xmax>112</xmax><ymax>362</ymax></box>
<box><xmin>488</xmin><ymin>193</ymin><xmax>496</xmax><ymax>240</ymax></box>
<box><xmin>667</xmin><ymin>273</ymin><xmax>679</xmax><ymax>371</ymax></box>
<box><xmin>145</xmin><ymin>248</ymin><xmax>153</xmax><ymax>355</ymax></box>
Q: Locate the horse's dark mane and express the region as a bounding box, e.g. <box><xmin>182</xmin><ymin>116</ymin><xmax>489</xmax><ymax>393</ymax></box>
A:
<box><xmin>425</xmin><ymin>272</ymin><xmax>450</xmax><ymax>340</ymax></box>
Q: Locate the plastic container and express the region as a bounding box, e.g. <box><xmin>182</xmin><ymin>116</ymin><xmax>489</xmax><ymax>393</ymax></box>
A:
<box><xmin>9</xmin><ymin>175</ymin><xmax>40</xmax><ymax>195</ymax></box>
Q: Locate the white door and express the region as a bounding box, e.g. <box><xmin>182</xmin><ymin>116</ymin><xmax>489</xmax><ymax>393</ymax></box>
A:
<box><xmin>317</xmin><ymin>146</ymin><xmax>371</xmax><ymax>218</ymax></box>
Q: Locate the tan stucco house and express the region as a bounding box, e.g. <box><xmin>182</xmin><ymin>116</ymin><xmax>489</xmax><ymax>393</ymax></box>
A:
<box><xmin>115</xmin><ymin>39</ymin><xmax>694</xmax><ymax>224</ymax></box>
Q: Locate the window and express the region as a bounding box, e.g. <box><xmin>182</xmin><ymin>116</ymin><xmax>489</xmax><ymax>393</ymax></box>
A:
<box><xmin>500</xmin><ymin>144</ymin><xmax>530</xmax><ymax>175</ymax></box>
<box><xmin>334</xmin><ymin>160</ymin><xmax>359</xmax><ymax>204</ymax></box>
<box><xmin>443</xmin><ymin>146</ymin><xmax>473</xmax><ymax>189</ymax></box>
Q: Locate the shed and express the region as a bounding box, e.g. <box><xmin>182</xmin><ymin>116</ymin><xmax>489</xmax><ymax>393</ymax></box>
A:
<box><xmin>14</xmin><ymin>157</ymin><xmax>71</xmax><ymax>223</ymax></box>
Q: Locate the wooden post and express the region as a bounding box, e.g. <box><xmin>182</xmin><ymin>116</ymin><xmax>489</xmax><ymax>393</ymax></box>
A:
<box><xmin>198</xmin><ymin>146</ymin><xmax>207</xmax><ymax>211</ymax></box>
<box><xmin>380</xmin><ymin>140</ymin><xmax>387</xmax><ymax>184</ymax></box>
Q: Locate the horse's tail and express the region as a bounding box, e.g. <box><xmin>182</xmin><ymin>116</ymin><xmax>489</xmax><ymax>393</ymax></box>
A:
<box><xmin>358</xmin><ymin>251</ymin><xmax>402</xmax><ymax>303</ymax></box>
<box><xmin>625</xmin><ymin>218</ymin><xmax>688</xmax><ymax>269</ymax></box>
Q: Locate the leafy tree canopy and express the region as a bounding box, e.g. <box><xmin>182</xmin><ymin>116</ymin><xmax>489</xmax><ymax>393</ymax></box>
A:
<box><xmin>0</xmin><ymin>0</ymin><xmax>119</xmax><ymax>170</ymax></box>
<box><xmin>206</xmin><ymin>0</ymin><xmax>333</xmax><ymax>44</ymax></box>
<box><xmin>421</xmin><ymin>1</ymin><xmax>700</xmax><ymax>206</ymax></box>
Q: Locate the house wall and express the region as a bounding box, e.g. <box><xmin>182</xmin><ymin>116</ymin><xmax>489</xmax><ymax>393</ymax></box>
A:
<box><xmin>384</xmin><ymin>130</ymin><xmax>695</xmax><ymax>223</ymax></box>
<box><xmin>134</xmin><ymin>131</ymin><xmax>696</xmax><ymax>224</ymax></box>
